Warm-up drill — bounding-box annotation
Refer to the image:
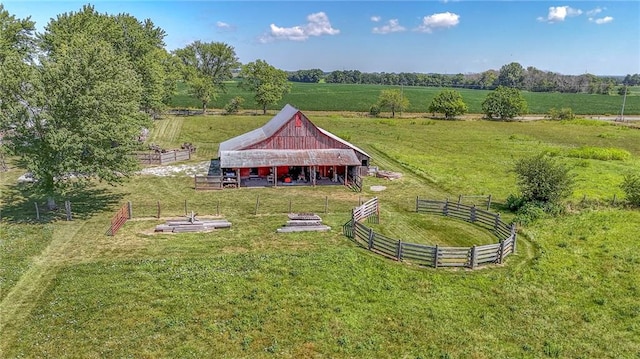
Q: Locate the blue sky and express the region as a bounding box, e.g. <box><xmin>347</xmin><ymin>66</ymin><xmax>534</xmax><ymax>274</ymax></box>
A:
<box><xmin>3</xmin><ymin>1</ymin><xmax>639</xmax><ymax>75</ymax></box>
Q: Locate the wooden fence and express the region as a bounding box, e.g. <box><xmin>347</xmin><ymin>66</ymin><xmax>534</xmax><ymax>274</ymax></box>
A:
<box><xmin>352</xmin><ymin>197</ymin><xmax>379</xmax><ymax>223</ymax></box>
<box><xmin>343</xmin><ymin>197</ymin><xmax>516</xmax><ymax>269</ymax></box>
<box><xmin>194</xmin><ymin>175</ymin><xmax>223</xmax><ymax>190</ymax></box>
<box><xmin>135</xmin><ymin>149</ymin><xmax>191</xmax><ymax>165</ymax></box>
<box><xmin>107</xmin><ymin>202</ymin><xmax>131</xmax><ymax>236</ymax></box>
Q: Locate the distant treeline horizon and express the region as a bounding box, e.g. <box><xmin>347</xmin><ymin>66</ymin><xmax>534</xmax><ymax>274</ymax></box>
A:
<box><xmin>287</xmin><ymin>64</ymin><xmax>640</xmax><ymax>95</ymax></box>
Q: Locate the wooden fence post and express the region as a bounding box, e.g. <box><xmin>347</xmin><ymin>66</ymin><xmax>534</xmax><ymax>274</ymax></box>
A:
<box><xmin>470</xmin><ymin>205</ymin><xmax>477</xmax><ymax>222</ymax></box>
<box><xmin>35</xmin><ymin>202</ymin><xmax>40</xmax><ymax>220</ymax></box>
<box><xmin>127</xmin><ymin>201</ymin><xmax>133</xmax><ymax>219</ymax></box>
<box><xmin>65</xmin><ymin>201</ymin><xmax>72</xmax><ymax>221</ymax></box>
<box><xmin>499</xmin><ymin>240</ymin><xmax>506</xmax><ymax>264</ymax></box>
<box><xmin>434</xmin><ymin>245</ymin><xmax>439</xmax><ymax>268</ymax></box>
<box><xmin>612</xmin><ymin>194</ymin><xmax>617</xmax><ymax>205</ymax></box>
<box><xmin>415</xmin><ymin>196</ymin><xmax>419</xmax><ymax>212</ymax></box>
<box><xmin>487</xmin><ymin>194</ymin><xmax>492</xmax><ymax>211</ymax></box>
<box><xmin>470</xmin><ymin>245</ymin><xmax>477</xmax><ymax>269</ymax></box>
<box><xmin>494</xmin><ymin>213</ymin><xmax>501</xmax><ymax>231</ymax></box>
<box><xmin>396</xmin><ymin>240</ymin><xmax>402</xmax><ymax>261</ymax></box>
<box><xmin>443</xmin><ymin>199</ymin><xmax>449</xmax><ymax>216</ymax></box>
<box><xmin>457</xmin><ymin>194</ymin><xmax>462</xmax><ymax>209</ymax></box>
<box><xmin>157</xmin><ymin>201</ymin><xmax>161</xmax><ymax>218</ymax></box>
<box><xmin>367</xmin><ymin>228</ymin><xmax>374</xmax><ymax>250</ymax></box>
<box><xmin>511</xmin><ymin>224</ymin><xmax>517</xmax><ymax>253</ymax></box>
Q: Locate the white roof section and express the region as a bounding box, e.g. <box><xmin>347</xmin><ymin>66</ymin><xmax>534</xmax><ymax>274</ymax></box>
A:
<box><xmin>218</xmin><ymin>104</ymin><xmax>299</xmax><ymax>153</ymax></box>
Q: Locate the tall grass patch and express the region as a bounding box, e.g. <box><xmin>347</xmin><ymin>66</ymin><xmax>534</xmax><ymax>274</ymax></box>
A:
<box><xmin>565</xmin><ymin>146</ymin><xmax>631</xmax><ymax>161</ymax></box>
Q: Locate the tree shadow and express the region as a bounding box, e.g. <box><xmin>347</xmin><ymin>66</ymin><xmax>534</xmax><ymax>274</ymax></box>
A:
<box><xmin>0</xmin><ymin>182</ymin><xmax>124</xmax><ymax>223</ymax></box>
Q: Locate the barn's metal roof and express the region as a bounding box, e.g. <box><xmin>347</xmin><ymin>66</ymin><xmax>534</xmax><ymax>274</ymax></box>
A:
<box><xmin>219</xmin><ymin>149</ymin><xmax>361</xmax><ymax>168</ymax></box>
<box><xmin>218</xmin><ymin>104</ymin><xmax>299</xmax><ymax>153</ymax></box>
<box><xmin>217</xmin><ymin>104</ymin><xmax>370</xmax><ymax>159</ymax></box>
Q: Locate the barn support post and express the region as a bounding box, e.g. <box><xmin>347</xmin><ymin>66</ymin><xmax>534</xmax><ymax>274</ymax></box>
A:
<box><xmin>344</xmin><ymin>165</ymin><xmax>347</xmax><ymax>185</ymax></box>
<box><xmin>273</xmin><ymin>166</ymin><xmax>277</xmax><ymax>187</ymax></box>
<box><xmin>236</xmin><ymin>169</ymin><xmax>240</xmax><ymax>188</ymax></box>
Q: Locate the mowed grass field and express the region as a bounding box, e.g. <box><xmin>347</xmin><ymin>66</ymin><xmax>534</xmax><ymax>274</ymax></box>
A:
<box><xmin>171</xmin><ymin>81</ymin><xmax>640</xmax><ymax>115</ymax></box>
<box><xmin>1</xmin><ymin>114</ymin><xmax>640</xmax><ymax>358</ymax></box>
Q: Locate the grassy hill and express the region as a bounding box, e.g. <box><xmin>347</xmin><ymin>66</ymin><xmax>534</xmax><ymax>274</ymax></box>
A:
<box><xmin>1</xmin><ymin>114</ymin><xmax>639</xmax><ymax>358</ymax></box>
<box><xmin>171</xmin><ymin>81</ymin><xmax>640</xmax><ymax>115</ymax></box>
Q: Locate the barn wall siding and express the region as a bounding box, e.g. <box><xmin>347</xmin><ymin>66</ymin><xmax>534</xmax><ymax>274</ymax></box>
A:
<box><xmin>246</xmin><ymin>112</ymin><xmax>350</xmax><ymax>151</ymax></box>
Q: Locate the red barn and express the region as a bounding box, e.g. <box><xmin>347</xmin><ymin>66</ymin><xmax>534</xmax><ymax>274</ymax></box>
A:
<box><xmin>217</xmin><ymin>104</ymin><xmax>370</xmax><ymax>188</ymax></box>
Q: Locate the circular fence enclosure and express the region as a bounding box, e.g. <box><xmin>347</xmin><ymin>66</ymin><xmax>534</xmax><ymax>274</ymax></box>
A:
<box><xmin>343</xmin><ymin>197</ymin><xmax>517</xmax><ymax>269</ymax></box>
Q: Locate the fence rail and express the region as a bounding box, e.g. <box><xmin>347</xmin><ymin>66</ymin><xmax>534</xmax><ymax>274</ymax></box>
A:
<box><xmin>107</xmin><ymin>202</ymin><xmax>131</xmax><ymax>236</ymax></box>
<box><xmin>343</xmin><ymin>197</ymin><xmax>517</xmax><ymax>269</ymax></box>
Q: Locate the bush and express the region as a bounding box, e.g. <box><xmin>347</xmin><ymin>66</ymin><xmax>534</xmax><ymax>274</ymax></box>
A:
<box><xmin>548</xmin><ymin>107</ymin><xmax>575</xmax><ymax>120</ymax></box>
<box><xmin>621</xmin><ymin>173</ymin><xmax>640</xmax><ymax>207</ymax></box>
<box><xmin>369</xmin><ymin>104</ymin><xmax>381</xmax><ymax>117</ymax></box>
<box><xmin>514</xmin><ymin>202</ymin><xmax>546</xmax><ymax>225</ymax></box>
<box><xmin>514</xmin><ymin>154</ymin><xmax>574</xmax><ymax>205</ymax></box>
<box><xmin>224</xmin><ymin>96</ymin><xmax>245</xmax><ymax>114</ymax></box>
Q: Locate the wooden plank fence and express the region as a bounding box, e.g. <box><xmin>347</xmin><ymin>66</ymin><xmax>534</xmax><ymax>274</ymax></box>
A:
<box><xmin>194</xmin><ymin>175</ymin><xmax>223</xmax><ymax>190</ymax></box>
<box><xmin>352</xmin><ymin>197</ymin><xmax>379</xmax><ymax>224</ymax></box>
<box><xmin>135</xmin><ymin>149</ymin><xmax>191</xmax><ymax>165</ymax></box>
<box><xmin>343</xmin><ymin>197</ymin><xmax>517</xmax><ymax>269</ymax></box>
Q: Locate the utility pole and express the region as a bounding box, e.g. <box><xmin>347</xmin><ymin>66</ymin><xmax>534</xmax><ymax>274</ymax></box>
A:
<box><xmin>619</xmin><ymin>85</ymin><xmax>628</xmax><ymax>122</ymax></box>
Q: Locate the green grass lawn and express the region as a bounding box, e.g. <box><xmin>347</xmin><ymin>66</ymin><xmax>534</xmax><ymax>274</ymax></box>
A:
<box><xmin>1</xmin><ymin>113</ymin><xmax>639</xmax><ymax>358</ymax></box>
<box><xmin>171</xmin><ymin>81</ymin><xmax>640</xmax><ymax>115</ymax></box>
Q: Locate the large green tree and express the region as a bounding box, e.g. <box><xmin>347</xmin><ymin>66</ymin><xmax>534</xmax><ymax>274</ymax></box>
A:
<box><xmin>239</xmin><ymin>60</ymin><xmax>291</xmax><ymax>114</ymax></box>
<box><xmin>174</xmin><ymin>41</ymin><xmax>239</xmax><ymax>114</ymax></box>
<box><xmin>1</xmin><ymin>6</ymin><xmax>151</xmax><ymax>205</ymax></box>
<box><xmin>481</xmin><ymin>86</ymin><xmax>528</xmax><ymax>120</ymax></box>
<box><xmin>497</xmin><ymin>62</ymin><xmax>525</xmax><ymax>88</ymax></box>
<box><xmin>377</xmin><ymin>89</ymin><xmax>409</xmax><ymax>118</ymax></box>
<box><xmin>40</xmin><ymin>5</ymin><xmax>175</xmax><ymax>115</ymax></box>
<box><xmin>6</xmin><ymin>35</ymin><xmax>149</xmax><ymax>201</ymax></box>
<box><xmin>428</xmin><ymin>89</ymin><xmax>468</xmax><ymax>119</ymax></box>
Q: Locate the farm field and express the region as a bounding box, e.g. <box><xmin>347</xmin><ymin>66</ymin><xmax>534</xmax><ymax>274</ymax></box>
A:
<box><xmin>1</xmin><ymin>114</ymin><xmax>639</xmax><ymax>358</ymax></box>
<box><xmin>171</xmin><ymin>81</ymin><xmax>640</xmax><ymax>115</ymax></box>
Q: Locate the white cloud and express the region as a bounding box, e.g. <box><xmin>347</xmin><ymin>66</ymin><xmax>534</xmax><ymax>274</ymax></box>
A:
<box><xmin>260</xmin><ymin>12</ymin><xmax>340</xmax><ymax>43</ymax></box>
<box><xmin>537</xmin><ymin>6</ymin><xmax>583</xmax><ymax>23</ymax></box>
<box><xmin>370</xmin><ymin>15</ymin><xmax>381</xmax><ymax>22</ymax></box>
<box><xmin>415</xmin><ymin>12</ymin><xmax>460</xmax><ymax>33</ymax></box>
<box><xmin>372</xmin><ymin>19</ymin><xmax>406</xmax><ymax>34</ymax></box>
<box><xmin>590</xmin><ymin>16</ymin><xmax>614</xmax><ymax>25</ymax></box>
<box><xmin>586</xmin><ymin>7</ymin><xmax>605</xmax><ymax>16</ymax></box>
<box><xmin>216</xmin><ymin>21</ymin><xmax>235</xmax><ymax>31</ymax></box>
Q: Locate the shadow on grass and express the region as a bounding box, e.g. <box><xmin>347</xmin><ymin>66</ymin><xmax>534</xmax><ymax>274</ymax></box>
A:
<box><xmin>0</xmin><ymin>182</ymin><xmax>124</xmax><ymax>223</ymax></box>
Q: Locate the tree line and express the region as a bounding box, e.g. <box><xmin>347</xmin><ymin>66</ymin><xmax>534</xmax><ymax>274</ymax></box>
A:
<box><xmin>288</xmin><ymin>63</ymin><xmax>639</xmax><ymax>95</ymax></box>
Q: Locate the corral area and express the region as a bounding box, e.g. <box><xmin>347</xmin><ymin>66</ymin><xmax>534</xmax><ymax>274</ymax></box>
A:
<box><xmin>1</xmin><ymin>113</ymin><xmax>640</xmax><ymax>358</ymax></box>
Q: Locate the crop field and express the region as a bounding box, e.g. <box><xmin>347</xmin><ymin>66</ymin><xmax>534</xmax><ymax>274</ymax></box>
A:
<box><xmin>171</xmin><ymin>82</ymin><xmax>640</xmax><ymax>115</ymax></box>
<box><xmin>1</xmin><ymin>114</ymin><xmax>639</xmax><ymax>358</ymax></box>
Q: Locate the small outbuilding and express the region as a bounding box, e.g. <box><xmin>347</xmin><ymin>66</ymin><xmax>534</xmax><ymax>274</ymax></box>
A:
<box><xmin>215</xmin><ymin>104</ymin><xmax>370</xmax><ymax>188</ymax></box>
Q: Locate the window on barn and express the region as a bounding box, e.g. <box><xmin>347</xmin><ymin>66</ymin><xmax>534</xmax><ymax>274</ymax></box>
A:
<box><xmin>295</xmin><ymin>114</ymin><xmax>302</xmax><ymax>127</ymax></box>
